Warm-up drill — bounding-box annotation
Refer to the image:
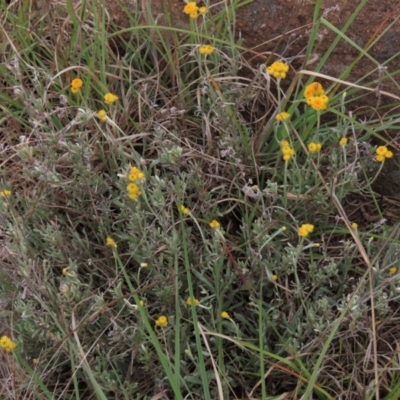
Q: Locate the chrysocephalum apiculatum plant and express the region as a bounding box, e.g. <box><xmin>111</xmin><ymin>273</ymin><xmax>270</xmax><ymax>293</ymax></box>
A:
<box><xmin>1</xmin><ymin>0</ymin><xmax>400</xmax><ymax>399</ymax></box>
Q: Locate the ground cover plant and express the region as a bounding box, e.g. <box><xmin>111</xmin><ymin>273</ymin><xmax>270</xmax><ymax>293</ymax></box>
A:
<box><xmin>1</xmin><ymin>0</ymin><xmax>400</xmax><ymax>399</ymax></box>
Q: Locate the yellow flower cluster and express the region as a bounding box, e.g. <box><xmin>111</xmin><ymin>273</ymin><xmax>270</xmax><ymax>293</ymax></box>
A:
<box><xmin>298</xmin><ymin>223</ymin><xmax>314</xmax><ymax>238</ymax></box>
<box><xmin>390</xmin><ymin>266</ymin><xmax>397</xmax><ymax>275</ymax></box>
<box><xmin>127</xmin><ymin>183</ymin><xmax>142</xmax><ymax>200</ymax></box>
<box><xmin>351</xmin><ymin>222</ymin><xmax>358</xmax><ymax>230</ymax></box>
<box><xmin>104</xmin><ymin>93</ymin><xmax>119</xmax><ymax>104</ymax></box>
<box><xmin>339</xmin><ymin>137</ymin><xmax>348</xmax><ymax>146</ymax></box>
<box><xmin>0</xmin><ymin>189</ymin><xmax>11</xmax><ymax>198</ymax></box>
<box><xmin>179</xmin><ymin>205</ymin><xmax>189</xmax><ymax>215</ymax></box>
<box><xmin>209</xmin><ymin>219</ymin><xmax>220</xmax><ymax>229</ymax></box>
<box><xmin>71</xmin><ymin>78</ymin><xmax>83</xmax><ymax>94</ymax></box>
<box><xmin>275</xmin><ymin>112</ymin><xmax>290</xmax><ymax>121</ymax></box>
<box><xmin>281</xmin><ymin>140</ymin><xmax>295</xmax><ymax>161</ymax></box>
<box><xmin>155</xmin><ymin>315</ymin><xmax>168</xmax><ymax>327</ymax></box>
<box><xmin>267</xmin><ymin>61</ymin><xmax>289</xmax><ymax>79</ymax></box>
<box><xmin>183</xmin><ymin>1</ymin><xmax>208</xmax><ymax>19</ymax></box>
<box><xmin>186</xmin><ymin>297</ymin><xmax>199</xmax><ymax>306</ymax></box>
<box><xmin>97</xmin><ymin>109</ymin><xmax>107</xmax><ymax>122</ymax></box>
<box><xmin>199</xmin><ymin>45</ymin><xmax>214</xmax><ymax>55</ymax></box>
<box><xmin>128</xmin><ymin>166</ymin><xmax>145</xmax><ymax>182</ymax></box>
<box><xmin>0</xmin><ymin>335</ymin><xmax>16</xmax><ymax>352</ymax></box>
<box><xmin>308</xmin><ymin>142</ymin><xmax>322</xmax><ymax>153</ymax></box>
<box><xmin>375</xmin><ymin>145</ymin><xmax>393</xmax><ymax>162</ymax></box>
<box><xmin>106</xmin><ymin>237</ymin><xmax>117</xmax><ymax>248</ymax></box>
<box><xmin>304</xmin><ymin>82</ymin><xmax>329</xmax><ymax>111</ymax></box>
<box><xmin>127</xmin><ymin>166</ymin><xmax>145</xmax><ymax>200</ymax></box>
<box><xmin>221</xmin><ymin>311</ymin><xmax>230</xmax><ymax>319</ymax></box>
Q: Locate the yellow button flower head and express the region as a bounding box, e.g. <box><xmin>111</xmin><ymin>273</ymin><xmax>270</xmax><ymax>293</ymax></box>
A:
<box><xmin>375</xmin><ymin>145</ymin><xmax>393</xmax><ymax>162</ymax></box>
<box><xmin>209</xmin><ymin>219</ymin><xmax>221</xmax><ymax>229</ymax></box>
<box><xmin>106</xmin><ymin>237</ymin><xmax>117</xmax><ymax>248</ymax></box>
<box><xmin>351</xmin><ymin>222</ymin><xmax>358</xmax><ymax>230</ymax></box>
<box><xmin>304</xmin><ymin>83</ymin><xmax>329</xmax><ymax>111</ymax></box>
<box><xmin>309</xmin><ymin>96</ymin><xmax>329</xmax><ymax>111</ymax></box>
<box><xmin>281</xmin><ymin>140</ymin><xmax>295</xmax><ymax>161</ymax></box>
<box><xmin>271</xmin><ymin>274</ymin><xmax>278</xmax><ymax>281</ymax></box>
<box><xmin>267</xmin><ymin>61</ymin><xmax>289</xmax><ymax>79</ymax></box>
<box><xmin>199</xmin><ymin>6</ymin><xmax>208</xmax><ymax>14</ymax></box>
<box><xmin>97</xmin><ymin>110</ymin><xmax>107</xmax><ymax>122</ymax></box>
<box><xmin>221</xmin><ymin>311</ymin><xmax>230</xmax><ymax>319</ymax></box>
<box><xmin>0</xmin><ymin>335</ymin><xmax>16</xmax><ymax>352</ymax></box>
<box><xmin>339</xmin><ymin>137</ymin><xmax>348</xmax><ymax>146</ymax></box>
<box><xmin>199</xmin><ymin>45</ymin><xmax>214</xmax><ymax>55</ymax></box>
<box><xmin>127</xmin><ymin>183</ymin><xmax>142</xmax><ymax>200</ymax></box>
<box><xmin>275</xmin><ymin>112</ymin><xmax>290</xmax><ymax>121</ymax></box>
<box><xmin>390</xmin><ymin>266</ymin><xmax>397</xmax><ymax>275</ymax></box>
<box><xmin>186</xmin><ymin>297</ymin><xmax>200</xmax><ymax>306</ymax></box>
<box><xmin>179</xmin><ymin>205</ymin><xmax>189</xmax><ymax>215</ymax></box>
<box><xmin>308</xmin><ymin>142</ymin><xmax>322</xmax><ymax>153</ymax></box>
<box><xmin>298</xmin><ymin>223</ymin><xmax>314</xmax><ymax>238</ymax></box>
<box><xmin>304</xmin><ymin>82</ymin><xmax>325</xmax><ymax>98</ymax></box>
<box><xmin>0</xmin><ymin>189</ymin><xmax>12</xmax><ymax>198</ymax></box>
<box><xmin>104</xmin><ymin>93</ymin><xmax>119</xmax><ymax>104</ymax></box>
<box><xmin>71</xmin><ymin>78</ymin><xmax>83</xmax><ymax>93</ymax></box>
<box><xmin>128</xmin><ymin>166</ymin><xmax>145</xmax><ymax>182</ymax></box>
<box><xmin>155</xmin><ymin>315</ymin><xmax>168</xmax><ymax>327</ymax></box>
<box><xmin>183</xmin><ymin>1</ymin><xmax>198</xmax><ymax>14</ymax></box>
<box><xmin>140</xmin><ymin>262</ymin><xmax>148</xmax><ymax>268</ymax></box>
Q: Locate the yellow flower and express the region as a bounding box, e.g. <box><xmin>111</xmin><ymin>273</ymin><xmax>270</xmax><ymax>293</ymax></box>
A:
<box><xmin>304</xmin><ymin>82</ymin><xmax>325</xmax><ymax>98</ymax></box>
<box><xmin>267</xmin><ymin>61</ymin><xmax>289</xmax><ymax>79</ymax></box>
<box><xmin>106</xmin><ymin>237</ymin><xmax>117</xmax><ymax>248</ymax></box>
<box><xmin>298</xmin><ymin>223</ymin><xmax>314</xmax><ymax>238</ymax></box>
<box><xmin>339</xmin><ymin>137</ymin><xmax>348</xmax><ymax>146</ymax></box>
<box><xmin>308</xmin><ymin>142</ymin><xmax>322</xmax><ymax>153</ymax></box>
<box><xmin>376</xmin><ymin>154</ymin><xmax>385</xmax><ymax>162</ymax></box>
<box><xmin>375</xmin><ymin>146</ymin><xmax>393</xmax><ymax>162</ymax></box>
<box><xmin>139</xmin><ymin>300</ymin><xmax>145</xmax><ymax>306</ymax></box>
<box><xmin>0</xmin><ymin>189</ymin><xmax>12</xmax><ymax>198</ymax></box>
<box><xmin>104</xmin><ymin>93</ymin><xmax>119</xmax><ymax>104</ymax></box>
<box><xmin>140</xmin><ymin>263</ymin><xmax>148</xmax><ymax>268</ymax></box>
<box><xmin>128</xmin><ymin>166</ymin><xmax>145</xmax><ymax>182</ymax></box>
<box><xmin>351</xmin><ymin>222</ymin><xmax>358</xmax><ymax>230</ymax></box>
<box><xmin>0</xmin><ymin>335</ymin><xmax>16</xmax><ymax>352</ymax></box>
<box><xmin>281</xmin><ymin>140</ymin><xmax>295</xmax><ymax>161</ymax></box>
<box><xmin>271</xmin><ymin>274</ymin><xmax>278</xmax><ymax>281</ymax></box>
<box><xmin>71</xmin><ymin>78</ymin><xmax>83</xmax><ymax>93</ymax></box>
<box><xmin>183</xmin><ymin>1</ymin><xmax>198</xmax><ymax>14</ymax></box>
<box><xmin>221</xmin><ymin>311</ymin><xmax>230</xmax><ymax>319</ymax></box>
<box><xmin>97</xmin><ymin>109</ymin><xmax>107</xmax><ymax>122</ymax></box>
<box><xmin>199</xmin><ymin>45</ymin><xmax>214</xmax><ymax>55</ymax></box>
<box><xmin>376</xmin><ymin>146</ymin><xmax>388</xmax><ymax>156</ymax></box>
<box><xmin>62</xmin><ymin>268</ymin><xmax>68</xmax><ymax>276</ymax></box>
<box><xmin>385</xmin><ymin>150</ymin><xmax>393</xmax><ymax>158</ymax></box>
<box><xmin>179</xmin><ymin>205</ymin><xmax>189</xmax><ymax>215</ymax></box>
<box><xmin>189</xmin><ymin>10</ymin><xmax>199</xmax><ymax>18</ymax></box>
<box><xmin>186</xmin><ymin>297</ymin><xmax>200</xmax><ymax>306</ymax></box>
<box><xmin>390</xmin><ymin>267</ymin><xmax>397</xmax><ymax>275</ymax></box>
<box><xmin>275</xmin><ymin>112</ymin><xmax>290</xmax><ymax>121</ymax></box>
<box><xmin>199</xmin><ymin>6</ymin><xmax>207</xmax><ymax>14</ymax></box>
<box><xmin>155</xmin><ymin>315</ymin><xmax>168</xmax><ymax>327</ymax></box>
<box><xmin>209</xmin><ymin>219</ymin><xmax>221</xmax><ymax>229</ymax></box>
<box><xmin>127</xmin><ymin>183</ymin><xmax>142</xmax><ymax>200</ymax></box>
<box><xmin>309</xmin><ymin>96</ymin><xmax>328</xmax><ymax>111</ymax></box>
